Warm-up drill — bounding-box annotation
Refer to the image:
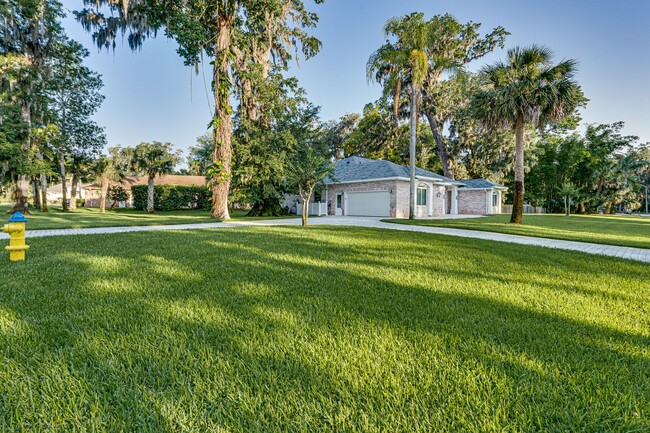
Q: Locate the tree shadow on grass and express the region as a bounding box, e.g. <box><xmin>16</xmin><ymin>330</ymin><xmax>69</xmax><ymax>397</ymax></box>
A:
<box><xmin>0</xmin><ymin>226</ymin><xmax>648</xmax><ymax>431</ymax></box>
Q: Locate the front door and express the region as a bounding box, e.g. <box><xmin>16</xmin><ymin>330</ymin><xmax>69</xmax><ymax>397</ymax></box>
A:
<box><xmin>336</xmin><ymin>193</ymin><xmax>343</xmax><ymax>216</ymax></box>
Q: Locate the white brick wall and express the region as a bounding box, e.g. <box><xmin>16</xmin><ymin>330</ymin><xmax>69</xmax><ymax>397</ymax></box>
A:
<box><xmin>458</xmin><ymin>190</ymin><xmax>488</xmax><ymax>215</ymax></box>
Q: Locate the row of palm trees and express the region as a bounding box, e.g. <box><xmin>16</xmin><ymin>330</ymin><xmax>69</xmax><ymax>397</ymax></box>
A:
<box><xmin>367</xmin><ymin>14</ymin><xmax>583</xmax><ymax>223</ymax></box>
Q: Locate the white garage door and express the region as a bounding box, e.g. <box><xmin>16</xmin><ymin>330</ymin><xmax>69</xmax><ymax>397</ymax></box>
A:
<box><xmin>346</xmin><ymin>191</ymin><xmax>391</xmax><ymax>216</ymax></box>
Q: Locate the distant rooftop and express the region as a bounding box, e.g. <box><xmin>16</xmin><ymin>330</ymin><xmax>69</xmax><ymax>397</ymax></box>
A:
<box><xmin>83</xmin><ymin>174</ymin><xmax>207</xmax><ymax>190</ymax></box>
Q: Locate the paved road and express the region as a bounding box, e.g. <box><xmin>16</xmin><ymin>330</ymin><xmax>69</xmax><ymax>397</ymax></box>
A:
<box><xmin>2</xmin><ymin>216</ymin><xmax>648</xmax><ymax>263</ymax></box>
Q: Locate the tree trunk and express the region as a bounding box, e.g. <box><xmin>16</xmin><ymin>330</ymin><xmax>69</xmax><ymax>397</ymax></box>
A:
<box><xmin>409</xmin><ymin>88</ymin><xmax>417</xmax><ymax>220</ymax></box>
<box><xmin>211</xmin><ymin>10</ymin><xmax>234</xmax><ymax>220</ymax></box>
<box><xmin>10</xmin><ymin>90</ymin><xmax>31</xmax><ymax>214</ymax></box>
<box><xmin>9</xmin><ymin>175</ymin><xmax>30</xmax><ymax>215</ymax></box>
<box><xmin>32</xmin><ymin>179</ymin><xmax>41</xmax><ymax>208</ymax></box>
<box><xmin>99</xmin><ymin>181</ymin><xmax>108</xmax><ymax>214</ymax></box>
<box><xmin>564</xmin><ymin>196</ymin><xmax>569</xmax><ymax>216</ymax></box>
<box><xmin>425</xmin><ymin>112</ymin><xmax>454</xmax><ymax>179</ymax></box>
<box><xmin>393</xmin><ymin>78</ymin><xmax>402</xmax><ymax>125</ymax></box>
<box><xmin>147</xmin><ymin>175</ymin><xmax>155</xmax><ymax>213</ymax></box>
<box><xmin>40</xmin><ymin>173</ymin><xmax>48</xmax><ymax>212</ymax></box>
<box><xmin>605</xmin><ymin>202</ymin><xmax>612</xmax><ymax>214</ymax></box>
<box><xmin>300</xmin><ymin>186</ymin><xmax>314</xmax><ymax>227</ymax></box>
<box><xmin>510</xmin><ymin>116</ymin><xmax>525</xmax><ymax>224</ymax></box>
<box><xmin>69</xmin><ymin>174</ymin><xmax>79</xmax><ymax>211</ymax></box>
<box><xmin>59</xmin><ymin>152</ymin><xmax>68</xmax><ymax>211</ymax></box>
<box><xmin>301</xmin><ymin>199</ymin><xmax>308</xmax><ymax>227</ymax></box>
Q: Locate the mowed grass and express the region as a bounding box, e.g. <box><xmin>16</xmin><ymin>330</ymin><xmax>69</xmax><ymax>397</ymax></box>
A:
<box><xmin>384</xmin><ymin>213</ymin><xmax>650</xmax><ymax>249</ymax></box>
<box><xmin>0</xmin><ymin>227</ymin><xmax>648</xmax><ymax>432</ymax></box>
<box><xmin>0</xmin><ymin>203</ymin><xmax>294</xmax><ymax>230</ymax></box>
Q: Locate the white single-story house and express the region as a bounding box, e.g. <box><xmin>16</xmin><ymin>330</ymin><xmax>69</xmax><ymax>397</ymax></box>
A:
<box><xmin>319</xmin><ymin>157</ymin><xmax>506</xmax><ymax>218</ymax></box>
<box><xmin>46</xmin><ymin>182</ymin><xmax>92</xmax><ymax>203</ymax></box>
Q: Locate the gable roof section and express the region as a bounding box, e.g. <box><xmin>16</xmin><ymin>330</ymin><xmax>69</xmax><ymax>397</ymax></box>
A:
<box><xmin>458</xmin><ymin>179</ymin><xmax>507</xmax><ymax>190</ymax></box>
<box><xmin>326</xmin><ymin>156</ymin><xmax>456</xmax><ymax>184</ymax></box>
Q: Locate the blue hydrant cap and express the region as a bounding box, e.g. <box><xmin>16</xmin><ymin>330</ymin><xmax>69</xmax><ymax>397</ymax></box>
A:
<box><xmin>8</xmin><ymin>212</ymin><xmax>28</xmax><ymax>223</ymax></box>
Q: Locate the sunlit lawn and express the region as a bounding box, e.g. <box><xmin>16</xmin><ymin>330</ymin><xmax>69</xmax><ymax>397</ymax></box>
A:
<box><xmin>384</xmin><ymin>213</ymin><xmax>650</xmax><ymax>249</ymax></box>
<box><xmin>0</xmin><ymin>226</ymin><xmax>648</xmax><ymax>432</ymax></box>
<box><xmin>0</xmin><ymin>203</ymin><xmax>294</xmax><ymax>230</ymax></box>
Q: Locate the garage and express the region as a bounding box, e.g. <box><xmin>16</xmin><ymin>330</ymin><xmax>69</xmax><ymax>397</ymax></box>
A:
<box><xmin>346</xmin><ymin>191</ymin><xmax>391</xmax><ymax>216</ymax></box>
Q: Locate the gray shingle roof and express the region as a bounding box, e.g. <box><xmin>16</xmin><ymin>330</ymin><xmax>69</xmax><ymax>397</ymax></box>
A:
<box><xmin>458</xmin><ymin>179</ymin><xmax>506</xmax><ymax>189</ymax></box>
<box><xmin>325</xmin><ymin>156</ymin><xmax>456</xmax><ymax>184</ymax></box>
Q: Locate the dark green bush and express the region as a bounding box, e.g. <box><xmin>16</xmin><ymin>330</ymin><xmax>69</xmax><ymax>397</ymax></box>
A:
<box><xmin>132</xmin><ymin>184</ymin><xmax>211</xmax><ymax>211</ymax></box>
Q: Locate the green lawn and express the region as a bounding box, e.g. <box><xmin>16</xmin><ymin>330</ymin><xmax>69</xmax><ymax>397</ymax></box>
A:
<box><xmin>0</xmin><ymin>227</ymin><xmax>648</xmax><ymax>432</ymax></box>
<box><xmin>0</xmin><ymin>203</ymin><xmax>295</xmax><ymax>230</ymax></box>
<box><xmin>384</xmin><ymin>213</ymin><xmax>650</xmax><ymax>249</ymax></box>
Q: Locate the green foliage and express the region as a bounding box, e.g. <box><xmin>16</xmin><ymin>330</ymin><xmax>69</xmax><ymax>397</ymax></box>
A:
<box><xmin>108</xmin><ymin>145</ymin><xmax>136</xmax><ymax>176</ymax></box>
<box><xmin>131</xmin><ymin>184</ymin><xmax>211</xmax><ymax>212</ymax></box>
<box><xmin>472</xmin><ymin>45</ymin><xmax>585</xmax><ymax>131</ymax></box>
<box><xmin>132</xmin><ymin>141</ymin><xmax>180</xmax><ymax>179</ymax></box>
<box><xmin>91</xmin><ymin>156</ymin><xmax>119</xmax><ymax>185</ymax></box>
<box><xmin>233</xmin><ymin>73</ymin><xmax>319</xmax><ymax>216</ymax></box>
<box><xmin>288</xmin><ymin>132</ymin><xmax>333</xmax><ymax>225</ymax></box>
<box><xmin>527</xmin><ymin>122</ymin><xmax>647</xmax><ymax>213</ymax></box>
<box><xmin>0</xmin><ymin>94</ymin><xmax>28</xmax><ymax>183</ymax></box>
<box><xmin>187</xmin><ymin>132</ymin><xmax>214</xmax><ymax>176</ymax></box>
<box><xmin>107</xmin><ymin>185</ymin><xmax>128</xmax><ymax>203</ymax></box>
<box><xmin>0</xmin><ymin>227</ymin><xmax>648</xmax><ymax>431</ymax></box>
<box><xmin>46</xmin><ymin>37</ymin><xmax>106</xmax><ymax>162</ymax></box>
<box><xmin>328</xmin><ymin>101</ymin><xmax>440</xmax><ymax>171</ymax></box>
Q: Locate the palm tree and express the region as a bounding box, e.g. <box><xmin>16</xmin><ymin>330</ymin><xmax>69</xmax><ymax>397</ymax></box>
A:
<box><xmin>92</xmin><ymin>157</ymin><xmax>120</xmax><ymax>214</ymax></box>
<box><xmin>132</xmin><ymin>142</ymin><xmax>179</xmax><ymax>213</ymax></box>
<box><xmin>472</xmin><ymin>45</ymin><xmax>583</xmax><ymax>223</ymax></box>
<box><xmin>558</xmin><ymin>182</ymin><xmax>579</xmax><ymax>216</ymax></box>
<box><xmin>367</xmin><ymin>13</ymin><xmax>429</xmax><ymax>219</ymax></box>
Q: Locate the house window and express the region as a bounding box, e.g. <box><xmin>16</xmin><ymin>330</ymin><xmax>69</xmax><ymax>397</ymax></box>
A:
<box><xmin>314</xmin><ymin>191</ymin><xmax>322</xmax><ymax>202</ymax></box>
<box><xmin>417</xmin><ymin>187</ymin><xmax>427</xmax><ymax>206</ymax></box>
<box><xmin>336</xmin><ymin>194</ymin><xmax>342</xmax><ymax>209</ymax></box>
<box><xmin>492</xmin><ymin>192</ymin><xmax>498</xmax><ymax>207</ymax></box>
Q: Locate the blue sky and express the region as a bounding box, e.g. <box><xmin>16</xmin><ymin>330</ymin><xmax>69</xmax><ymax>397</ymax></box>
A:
<box><xmin>61</xmin><ymin>0</ymin><xmax>650</xmax><ymax>156</ymax></box>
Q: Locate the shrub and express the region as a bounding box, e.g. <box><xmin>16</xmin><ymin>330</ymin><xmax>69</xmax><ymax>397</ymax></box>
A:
<box><xmin>131</xmin><ymin>184</ymin><xmax>211</xmax><ymax>211</ymax></box>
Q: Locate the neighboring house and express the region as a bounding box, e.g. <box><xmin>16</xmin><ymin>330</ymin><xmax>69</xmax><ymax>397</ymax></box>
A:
<box><xmin>321</xmin><ymin>157</ymin><xmax>507</xmax><ymax>217</ymax></box>
<box><xmin>457</xmin><ymin>179</ymin><xmax>507</xmax><ymax>215</ymax></box>
<box><xmin>83</xmin><ymin>174</ymin><xmax>207</xmax><ymax>208</ymax></box>
<box><xmin>46</xmin><ymin>182</ymin><xmax>92</xmax><ymax>203</ymax></box>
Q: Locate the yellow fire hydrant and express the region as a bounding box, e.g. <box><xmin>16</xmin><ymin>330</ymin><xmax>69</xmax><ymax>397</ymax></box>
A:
<box><xmin>2</xmin><ymin>212</ymin><xmax>29</xmax><ymax>261</ymax></box>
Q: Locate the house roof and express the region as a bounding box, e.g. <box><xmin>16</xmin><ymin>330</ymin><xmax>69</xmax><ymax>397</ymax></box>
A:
<box><xmin>458</xmin><ymin>179</ymin><xmax>507</xmax><ymax>190</ymax></box>
<box><xmin>48</xmin><ymin>182</ymin><xmax>93</xmax><ymax>194</ymax></box>
<box><xmin>119</xmin><ymin>175</ymin><xmax>207</xmax><ymax>187</ymax></box>
<box><xmin>83</xmin><ymin>175</ymin><xmax>207</xmax><ymax>190</ymax></box>
<box><xmin>325</xmin><ymin>156</ymin><xmax>458</xmax><ymax>184</ymax></box>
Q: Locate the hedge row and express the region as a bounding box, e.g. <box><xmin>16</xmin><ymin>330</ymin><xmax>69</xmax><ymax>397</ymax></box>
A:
<box><xmin>131</xmin><ymin>184</ymin><xmax>211</xmax><ymax>211</ymax></box>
